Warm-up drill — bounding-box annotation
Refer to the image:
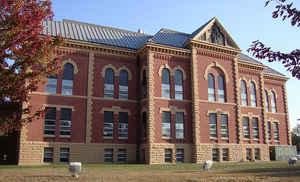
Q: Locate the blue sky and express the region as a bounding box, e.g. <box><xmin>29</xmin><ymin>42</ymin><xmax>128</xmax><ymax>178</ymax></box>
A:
<box><xmin>51</xmin><ymin>0</ymin><xmax>300</xmax><ymax>129</ymax></box>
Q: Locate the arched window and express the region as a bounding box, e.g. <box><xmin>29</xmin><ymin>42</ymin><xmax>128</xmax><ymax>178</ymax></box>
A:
<box><xmin>250</xmin><ymin>82</ymin><xmax>257</xmax><ymax>107</ymax></box>
<box><xmin>161</xmin><ymin>68</ymin><xmax>170</xmax><ymax>98</ymax></box>
<box><xmin>174</xmin><ymin>70</ymin><xmax>183</xmax><ymax>100</ymax></box>
<box><xmin>119</xmin><ymin>70</ymin><xmax>128</xmax><ymax>100</ymax></box>
<box><xmin>142</xmin><ymin>70</ymin><xmax>147</xmax><ymax>98</ymax></box>
<box><xmin>104</xmin><ymin>68</ymin><xmax>114</xmax><ymax>98</ymax></box>
<box><xmin>218</xmin><ymin>75</ymin><xmax>225</xmax><ymax>102</ymax></box>
<box><xmin>241</xmin><ymin>80</ymin><xmax>248</xmax><ymax>106</ymax></box>
<box><xmin>265</xmin><ymin>90</ymin><xmax>269</xmax><ymax>112</ymax></box>
<box><xmin>271</xmin><ymin>91</ymin><xmax>277</xmax><ymax>112</ymax></box>
<box><xmin>62</xmin><ymin>63</ymin><xmax>74</xmax><ymax>95</ymax></box>
<box><xmin>45</xmin><ymin>75</ymin><xmax>57</xmax><ymax>94</ymax></box>
<box><xmin>208</xmin><ymin>74</ymin><xmax>215</xmax><ymax>101</ymax></box>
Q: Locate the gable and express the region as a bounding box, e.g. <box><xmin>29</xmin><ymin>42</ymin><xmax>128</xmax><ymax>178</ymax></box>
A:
<box><xmin>190</xmin><ymin>17</ymin><xmax>239</xmax><ymax>49</ymax></box>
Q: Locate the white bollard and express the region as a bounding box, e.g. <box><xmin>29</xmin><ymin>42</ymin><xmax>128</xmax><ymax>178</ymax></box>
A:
<box><xmin>69</xmin><ymin>162</ymin><xmax>82</xmax><ymax>178</ymax></box>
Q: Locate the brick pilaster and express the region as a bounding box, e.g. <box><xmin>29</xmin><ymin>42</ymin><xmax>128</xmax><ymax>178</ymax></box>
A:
<box><xmin>260</xmin><ymin>72</ymin><xmax>269</xmax><ymax>144</ymax></box>
<box><xmin>86</xmin><ymin>52</ymin><xmax>94</xmax><ymax>143</ymax></box>
<box><xmin>233</xmin><ymin>58</ymin><xmax>243</xmax><ymax>143</ymax></box>
<box><xmin>146</xmin><ymin>50</ymin><xmax>155</xmax><ymax>164</ymax></box>
<box><xmin>283</xmin><ymin>84</ymin><xmax>292</xmax><ymax>145</ymax></box>
<box><xmin>190</xmin><ymin>48</ymin><xmax>201</xmax><ymax>163</ymax></box>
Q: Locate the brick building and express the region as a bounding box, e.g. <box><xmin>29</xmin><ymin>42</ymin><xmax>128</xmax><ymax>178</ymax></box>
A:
<box><xmin>18</xmin><ymin>17</ymin><xmax>291</xmax><ymax>165</ymax></box>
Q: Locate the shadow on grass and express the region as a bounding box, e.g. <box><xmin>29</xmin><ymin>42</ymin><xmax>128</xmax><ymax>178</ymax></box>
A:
<box><xmin>231</xmin><ymin>166</ymin><xmax>300</xmax><ymax>178</ymax></box>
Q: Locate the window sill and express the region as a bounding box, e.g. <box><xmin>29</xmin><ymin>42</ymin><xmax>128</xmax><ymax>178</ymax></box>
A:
<box><xmin>210</xmin><ymin>137</ymin><xmax>218</xmax><ymax>140</ymax></box>
<box><xmin>59</xmin><ymin>135</ymin><xmax>71</xmax><ymax>138</ymax></box>
<box><xmin>162</xmin><ymin>137</ymin><xmax>171</xmax><ymax>139</ymax></box>
<box><xmin>253</xmin><ymin>138</ymin><xmax>259</xmax><ymax>141</ymax></box>
<box><xmin>103</xmin><ymin>137</ymin><xmax>114</xmax><ymax>139</ymax></box>
<box><xmin>243</xmin><ymin>138</ymin><xmax>250</xmax><ymax>140</ymax></box>
<box><xmin>118</xmin><ymin>137</ymin><xmax>128</xmax><ymax>140</ymax></box>
<box><xmin>221</xmin><ymin>137</ymin><xmax>229</xmax><ymax>140</ymax></box>
<box><xmin>44</xmin><ymin>135</ymin><xmax>55</xmax><ymax>138</ymax></box>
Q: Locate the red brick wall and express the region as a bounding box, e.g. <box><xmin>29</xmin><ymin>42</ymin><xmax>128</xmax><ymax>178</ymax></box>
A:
<box><xmin>27</xmin><ymin>95</ymin><xmax>87</xmax><ymax>143</ymax></box>
<box><xmin>25</xmin><ymin>47</ymin><xmax>290</xmax><ymax>148</ymax></box>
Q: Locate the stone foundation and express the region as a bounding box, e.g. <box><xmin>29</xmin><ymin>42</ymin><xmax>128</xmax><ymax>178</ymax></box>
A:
<box><xmin>19</xmin><ymin>142</ymin><xmax>271</xmax><ymax>165</ymax></box>
<box><xmin>19</xmin><ymin>142</ymin><xmax>136</xmax><ymax>165</ymax></box>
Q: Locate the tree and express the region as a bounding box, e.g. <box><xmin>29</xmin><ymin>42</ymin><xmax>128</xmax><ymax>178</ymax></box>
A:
<box><xmin>248</xmin><ymin>0</ymin><xmax>300</xmax><ymax>79</ymax></box>
<box><xmin>0</xmin><ymin>0</ymin><xmax>63</xmax><ymax>132</ymax></box>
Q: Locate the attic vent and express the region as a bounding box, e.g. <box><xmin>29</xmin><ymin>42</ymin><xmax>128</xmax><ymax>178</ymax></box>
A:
<box><xmin>138</xmin><ymin>29</ymin><xmax>145</xmax><ymax>34</ymax></box>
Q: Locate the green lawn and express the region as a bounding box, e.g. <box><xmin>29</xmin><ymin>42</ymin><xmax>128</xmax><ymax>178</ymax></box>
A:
<box><xmin>1</xmin><ymin>161</ymin><xmax>300</xmax><ymax>182</ymax></box>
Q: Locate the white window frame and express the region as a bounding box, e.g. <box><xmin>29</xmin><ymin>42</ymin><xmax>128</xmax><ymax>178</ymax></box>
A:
<box><xmin>44</xmin><ymin>107</ymin><xmax>56</xmax><ymax>136</ymax></box>
<box><xmin>220</xmin><ymin>114</ymin><xmax>228</xmax><ymax>139</ymax></box>
<box><xmin>104</xmin><ymin>149</ymin><xmax>113</xmax><ymax>163</ymax></box>
<box><xmin>60</xmin><ymin>148</ymin><xmax>69</xmax><ymax>163</ymax></box>
<box><xmin>209</xmin><ymin>113</ymin><xmax>217</xmax><ymax>138</ymax></box>
<box><xmin>45</xmin><ymin>77</ymin><xmax>57</xmax><ymax>94</ymax></box>
<box><xmin>252</xmin><ymin>117</ymin><xmax>259</xmax><ymax>140</ymax></box>
<box><xmin>243</xmin><ymin>117</ymin><xmax>250</xmax><ymax>139</ymax></box>
<box><xmin>175</xmin><ymin>112</ymin><xmax>184</xmax><ymax>139</ymax></box>
<box><xmin>162</xmin><ymin>112</ymin><xmax>171</xmax><ymax>138</ymax></box>
<box><xmin>103</xmin><ymin>111</ymin><xmax>114</xmax><ymax>139</ymax></box>
<box><xmin>43</xmin><ymin>147</ymin><xmax>53</xmax><ymax>163</ymax></box>
<box><xmin>117</xmin><ymin>149</ymin><xmax>127</xmax><ymax>163</ymax></box>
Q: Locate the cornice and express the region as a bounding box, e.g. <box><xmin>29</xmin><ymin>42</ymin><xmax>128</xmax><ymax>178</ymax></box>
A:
<box><xmin>62</xmin><ymin>39</ymin><xmax>137</xmax><ymax>58</ymax></box>
<box><xmin>237</xmin><ymin>61</ymin><xmax>266</xmax><ymax>72</ymax></box>
<box><xmin>137</xmin><ymin>42</ymin><xmax>191</xmax><ymax>58</ymax></box>
<box><xmin>263</xmin><ymin>74</ymin><xmax>289</xmax><ymax>81</ymax></box>
<box><xmin>187</xmin><ymin>40</ymin><xmax>241</xmax><ymax>57</ymax></box>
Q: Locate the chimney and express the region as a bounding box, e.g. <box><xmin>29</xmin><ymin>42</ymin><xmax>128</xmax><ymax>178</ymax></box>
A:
<box><xmin>138</xmin><ymin>29</ymin><xmax>145</xmax><ymax>34</ymax></box>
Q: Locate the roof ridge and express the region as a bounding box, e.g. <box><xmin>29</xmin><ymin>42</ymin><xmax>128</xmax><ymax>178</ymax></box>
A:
<box><xmin>61</xmin><ymin>19</ymin><xmax>152</xmax><ymax>36</ymax></box>
<box><xmin>159</xmin><ymin>28</ymin><xmax>190</xmax><ymax>35</ymax></box>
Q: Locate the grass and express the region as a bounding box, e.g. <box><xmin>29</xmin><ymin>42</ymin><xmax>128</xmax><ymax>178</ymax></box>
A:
<box><xmin>1</xmin><ymin>161</ymin><xmax>300</xmax><ymax>182</ymax></box>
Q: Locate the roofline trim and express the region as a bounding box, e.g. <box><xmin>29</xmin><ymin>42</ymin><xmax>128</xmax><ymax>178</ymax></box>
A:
<box><xmin>137</xmin><ymin>42</ymin><xmax>191</xmax><ymax>57</ymax></box>
<box><xmin>186</xmin><ymin>39</ymin><xmax>241</xmax><ymax>56</ymax></box>
<box><xmin>62</xmin><ymin>39</ymin><xmax>137</xmax><ymax>57</ymax></box>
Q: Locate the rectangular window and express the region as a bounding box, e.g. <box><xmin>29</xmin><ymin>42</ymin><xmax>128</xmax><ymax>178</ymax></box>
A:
<box><xmin>142</xmin><ymin>112</ymin><xmax>147</xmax><ymax>138</ymax></box>
<box><xmin>60</xmin><ymin>108</ymin><xmax>72</xmax><ymax>136</ymax></box>
<box><xmin>254</xmin><ymin>148</ymin><xmax>260</xmax><ymax>160</ymax></box>
<box><xmin>45</xmin><ymin>77</ymin><xmax>57</xmax><ymax>94</ymax></box>
<box><xmin>104</xmin><ymin>83</ymin><xmax>114</xmax><ymax>98</ymax></box>
<box><xmin>273</xmin><ymin>122</ymin><xmax>279</xmax><ymax>141</ymax></box>
<box><xmin>119</xmin><ymin>85</ymin><xmax>128</xmax><ymax>100</ymax></box>
<box><xmin>252</xmin><ymin>117</ymin><xmax>259</xmax><ymax>140</ymax></box>
<box><xmin>103</xmin><ymin>111</ymin><xmax>114</xmax><ymax>139</ymax></box>
<box><xmin>175</xmin><ymin>112</ymin><xmax>184</xmax><ymax>139</ymax></box>
<box><xmin>162</xmin><ymin>83</ymin><xmax>170</xmax><ymax>98</ymax></box>
<box><xmin>212</xmin><ymin>148</ymin><xmax>219</xmax><ymax>161</ymax></box>
<box><xmin>162</xmin><ymin>112</ymin><xmax>171</xmax><ymax>138</ymax></box>
<box><xmin>117</xmin><ymin>149</ymin><xmax>127</xmax><ymax>163</ymax></box>
<box><xmin>175</xmin><ymin>85</ymin><xmax>183</xmax><ymax>100</ymax></box>
<box><xmin>220</xmin><ymin>114</ymin><xmax>228</xmax><ymax>138</ymax></box>
<box><xmin>209</xmin><ymin>113</ymin><xmax>217</xmax><ymax>138</ymax></box>
<box><xmin>60</xmin><ymin>148</ymin><xmax>69</xmax><ymax>162</ymax></box>
<box><xmin>246</xmin><ymin>148</ymin><xmax>252</xmax><ymax>160</ymax></box>
<box><xmin>165</xmin><ymin>149</ymin><xmax>172</xmax><ymax>163</ymax></box>
<box><xmin>44</xmin><ymin>107</ymin><xmax>56</xmax><ymax>136</ymax></box>
<box><xmin>43</xmin><ymin>147</ymin><xmax>53</xmax><ymax>163</ymax></box>
<box><xmin>118</xmin><ymin>112</ymin><xmax>128</xmax><ymax>139</ymax></box>
<box><xmin>62</xmin><ymin>80</ymin><xmax>73</xmax><ymax>95</ymax></box>
<box><xmin>104</xmin><ymin>149</ymin><xmax>113</xmax><ymax>163</ymax></box>
<box><xmin>222</xmin><ymin>148</ymin><xmax>229</xmax><ymax>161</ymax></box>
<box><xmin>268</xmin><ymin>121</ymin><xmax>272</xmax><ymax>141</ymax></box>
<box><xmin>176</xmin><ymin>149</ymin><xmax>184</xmax><ymax>163</ymax></box>
<box><xmin>243</xmin><ymin>117</ymin><xmax>250</xmax><ymax>139</ymax></box>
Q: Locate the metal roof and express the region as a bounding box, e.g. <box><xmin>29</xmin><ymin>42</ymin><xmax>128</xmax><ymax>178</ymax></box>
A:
<box><xmin>42</xmin><ymin>19</ymin><xmax>285</xmax><ymax>77</ymax></box>
<box><xmin>42</xmin><ymin>19</ymin><xmax>152</xmax><ymax>50</ymax></box>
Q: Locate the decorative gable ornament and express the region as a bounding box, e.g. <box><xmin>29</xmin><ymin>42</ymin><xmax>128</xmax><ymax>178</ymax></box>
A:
<box><xmin>190</xmin><ymin>17</ymin><xmax>239</xmax><ymax>49</ymax></box>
